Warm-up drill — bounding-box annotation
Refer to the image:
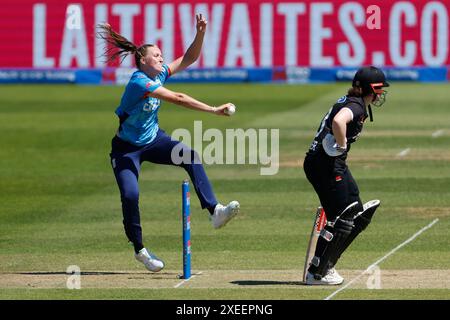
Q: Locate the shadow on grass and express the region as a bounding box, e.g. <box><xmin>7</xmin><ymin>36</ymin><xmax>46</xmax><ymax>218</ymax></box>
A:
<box><xmin>16</xmin><ymin>271</ymin><xmax>144</xmax><ymax>275</ymax></box>
<box><xmin>13</xmin><ymin>271</ymin><xmax>181</xmax><ymax>277</ymax></box>
<box><xmin>231</xmin><ymin>280</ymin><xmax>305</xmax><ymax>286</ymax></box>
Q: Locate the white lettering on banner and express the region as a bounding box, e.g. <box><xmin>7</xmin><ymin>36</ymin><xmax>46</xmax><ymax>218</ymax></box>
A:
<box><xmin>60</xmin><ymin>4</ymin><xmax>89</xmax><ymax>67</ymax></box>
<box><xmin>389</xmin><ymin>2</ymin><xmax>417</xmax><ymax>67</ymax></box>
<box><xmin>181</xmin><ymin>3</ymin><xmax>227</xmax><ymax>68</ymax></box>
<box><xmin>338</xmin><ymin>3</ymin><xmax>365</xmax><ymax>66</ymax></box>
<box><xmin>310</xmin><ymin>3</ymin><xmax>334</xmax><ymax>66</ymax></box>
<box><xmin>179</xmin><ymin>3</ymin><xmax>224</xmax><ymax>68</ymax></box>
<box><xmin>202</xmin><ymin>4</ymin><xmax>225</xmax><ymax>67</ymax></box>
<box><xmin>260</xmin><ymin>4</ymin><xmax>273</xmax><ymax>67</ymax></box>
<box><xmin>145</xmin><ymin>4</ymin><xmax>174</xmax><ymax>63</ymax></box>
<box><xmin>179</xmin><ymin>4</ymin><xmax>198</xmax><ymax>67</ymax></box>
<box><xmin>95</xmin><ymin>4</ymin><xmax>107</xmax><ymax>67</ymax></box>
<box><xmin>29</xmin><ymin>2</ymin><xmax>450</xmax><ymax>68</ymax></box>
<box><xmin>225</xmin><ymin>4</ymin><xmax>255</xmax><ymax>67</ymax></box>
<box><xmin>112</xmin><ymin>4</ymin><xmax>140</xmax><ymax>67</ymax></box>
<box><xmin>372</xmin><ymin>51</ymin><xmax>385</xmax><ymax>66</ymax></box>
<box><xmin>33</xmin><ymin>4</ymin><xmax>55</xmax><ymax>67</ymax></box>
<box><xmin>286</xmin><ymin>66</ymin><xmax>310</xmax><ymax>83</ymax></box>
<box><xmin>278</xmin><ymin>3</ymin><xmax>306</xmax><ymax>66</ymax></box>
<box><xmin>421</xmin><ymin>2</ymin><xmax>449</xmax><ymax>66</ymax></box>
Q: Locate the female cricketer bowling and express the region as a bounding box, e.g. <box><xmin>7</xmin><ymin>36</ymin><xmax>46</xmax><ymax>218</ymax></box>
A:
<box><xmin>303</xmin><ymin>66</ymin><xmax>389</xmax><ymax>285</ymax></box>
<box><xmin>97</xmin><ymin>14</ymin><xmax>239</xmax><ymax>272</ymax></box>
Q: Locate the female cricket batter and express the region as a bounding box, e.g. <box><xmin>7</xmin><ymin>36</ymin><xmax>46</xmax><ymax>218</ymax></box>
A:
<box><xmin>303</xmin><ymin>66</ymin><xmax>389</xmax><ymax>285</ymax></box>
<box><xmin>97</xmin><ymin>14</ymin><xmax>239</xmax><ymax>272</ymax></box>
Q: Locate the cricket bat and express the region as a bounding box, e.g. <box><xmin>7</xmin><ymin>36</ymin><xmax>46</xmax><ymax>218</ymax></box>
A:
<box><xmin>302</xmin><ymin>206</ymin><xmax>327</xmax><ymax>282</ymax></box>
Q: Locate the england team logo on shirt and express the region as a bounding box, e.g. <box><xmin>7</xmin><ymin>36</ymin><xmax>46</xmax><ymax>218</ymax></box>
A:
<box><xmin>143</xmin><ymin>99</ymin><xmax>160</xmax><ymax>112</ymax></box>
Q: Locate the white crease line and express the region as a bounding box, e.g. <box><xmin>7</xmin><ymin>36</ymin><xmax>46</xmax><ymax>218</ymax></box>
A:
<box><xmin>324</xmin><ymin>218</ymin><xmax>439</xmax><ymax>300</ymax></box>
<box><xmin>396</xmin><ymin>148</ymin><xmax>411</xmax><ymax>157</ymax></box>
<box><xmin>432</xmin><ymin>129</ymin><xmax>444</xmax><ymax>138</ymax></box>
<box><xmin>174</xmin><ymin>271</ymin><xmax>203</xmax><ymax>288</ymax></box>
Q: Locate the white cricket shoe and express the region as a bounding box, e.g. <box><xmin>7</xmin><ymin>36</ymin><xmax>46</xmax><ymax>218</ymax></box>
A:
<box><xmin>327</xmin><ymin>268</ymin><xmax>344</xmax><ymax>283</ymax></box>
<box><xmin>135</xmin><ymin>248</ymin><xmax>165</xmax><ymax>272</ymax></box>
<box><xmin>305</xmin><ymin>268</ymin><xmax>344</xmax><ymax>285</ymax></box>
<box><xmin>211</xmin><ymin>201</ymin><xmax>240</xmax><ymax>229</ymax></box>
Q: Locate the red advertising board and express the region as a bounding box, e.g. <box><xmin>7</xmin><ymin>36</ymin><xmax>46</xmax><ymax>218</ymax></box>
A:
<box><xmin>0</xmin><ymin>0</ymin><xmax>449</xmax><ymax>68</ymax></box>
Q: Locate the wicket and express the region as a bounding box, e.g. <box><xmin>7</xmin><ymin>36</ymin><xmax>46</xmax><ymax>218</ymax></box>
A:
<box><xmin>182</xmin><ymin>179</ymin><xmax>191</xmax><ymax>279</ymax></box>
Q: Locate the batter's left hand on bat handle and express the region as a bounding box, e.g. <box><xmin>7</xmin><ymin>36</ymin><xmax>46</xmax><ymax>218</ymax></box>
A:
<box><xmin>334</xmin><ymin>142</ymin><xmax>347</xmax><ymax>153</ymax></box>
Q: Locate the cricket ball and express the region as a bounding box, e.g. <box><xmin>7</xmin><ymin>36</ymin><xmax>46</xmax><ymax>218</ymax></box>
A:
<box><xmin>225</xmin><ymin>104</ymin><xmax>236</xmax><ymax>116</ymax></box>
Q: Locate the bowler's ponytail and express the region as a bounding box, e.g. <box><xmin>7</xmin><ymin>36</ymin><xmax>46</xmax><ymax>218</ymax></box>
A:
<box><xmin>96</xmin><ymin>23</ymin><xmax>152</xmax><ymax>68</ymax></box>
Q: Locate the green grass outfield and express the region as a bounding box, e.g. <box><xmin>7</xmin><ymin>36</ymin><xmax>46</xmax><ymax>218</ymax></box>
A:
<box><xmin>0</xmin><ymin>83</ymin><xmax>449</xmax><ymax>300</ymax></box>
